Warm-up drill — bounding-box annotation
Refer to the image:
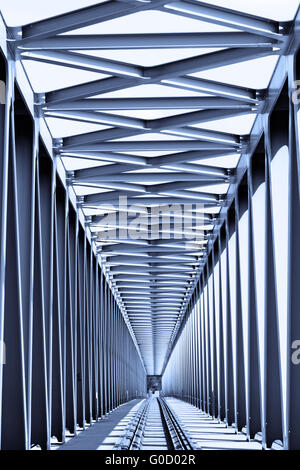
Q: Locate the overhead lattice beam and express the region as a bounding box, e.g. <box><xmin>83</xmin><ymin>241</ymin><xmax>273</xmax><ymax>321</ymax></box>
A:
<box><xmin>45</xmin><ymin>47</ymin><xmax>274</xmax><ymax>103</ymax></box>
<box><xmin>22</xmin><ymin>50</ymin><xmax>146</xmax><ymax>78</ymax></box>
<box><xmin>21</xmin><ymin>0</ymin><xmax>168</xmax><ymax>40</ymax></box>
<box><xmin>146</xmin><ymin>47</ymin><xmax>275</xmax><ymax>79</ymax></box>
<box><xmin>163</xmin><ymin>0</ymin><xmax>282</xmax><ymax>38</ymax></box>
<box><xmin>18</xmin><ymin>32</ymin><xmax>280</xmax><ymax>50</ymax></box>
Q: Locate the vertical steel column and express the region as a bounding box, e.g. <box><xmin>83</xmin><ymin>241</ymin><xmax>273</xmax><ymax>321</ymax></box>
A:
<box><xmin>211</xmin><ymin>250</ymin><xmax>218</xmax><ymax>419</ymax></box>
<box><xmin>112</xmin><ymin>298</ymin><xmax>116</xmax><ymax>409</ymax></box>
<box><xmin>189</xmin><ymin>309</ymin><xmax>193</xmax><ymax>404</ymax></box>
<box><xmin>103</xmin><ymin>280</ymin><xmax>107</xmax><ymax>414</ymax></box>
<box><xmin>199</xmin><ymin>275</ymin><xmax>206</xmax><ymax>413</ymax></box>
<box><xmin>108</xmin><ymin>288</ymin><xmax>111</xmax><ymax>411</ymax></box>
<box><xmin>0</xmin><ymin>58</ymin><xmax>14</xmax><ymax>449</ymax></box>
<box><xmin>192</xmin><ymin>298</ymin><xmax>197</xmax><ymax>406</ymax></box>
<box><xmin>94</xmin><ymin>259</ymin><xmax>99</xmax><ymax>420</ymax></box>
<box><xmin>1</xmin><ymin>80</ymin><xmax>27</xmax><ymax>449</ymax></box>
<box><xmin>99</xmin><ymin>272</ymin><xmax>104</xmax><ymax>418</ymax></box>
<box><xmin>52</xmin><ymin>180</ymin><xmax>66</xmax><ymax>443</ymax></box>
<box><xmin>194</xmin><ymin>283</ymin><xmax>200</xmax><ymax>409</ymax></box>
<box><xmin>224</xmin><ymin>221</ymin><xmax>235</xmax><ymax>426</ymax></box>
<box><xmin>113</xmin><ymin>293</ymin><xmax>116</xmax><ymax>408</ymax></box>
<box><xmin>217</xmin><ymin>236</ymin><xmax>225</xmax><ymax>422</ymax></box>
<box><xmin>77</xmin><ymin>227</ymin><xmax>85</xmax><ymax>428</ymax></box>
<box><xmin>91</xmin><ymin>250</ymin><xmax>98</xmax><ymax>421</ymax></box>
<box><xmin>38</xmin><ymin>144</ymin><xmax>56</xmax><ymax>446</ymax></box>
<box><xmin>205</xmin><ymin>267</ymin><xmax>211</xmax><ymax>415</ymax></box>
<box><xmin>31</xmin><ymin>143</ymin><xmax>51</xmax><ymax>449</ymax></box>
<box><xmin>188</xmin><ymin>309</ymin><xmax>192</xmax><ymax>404</ymax></box>
<box><xmin>64</xmin><ymin>202</ymin><xmax>76</xmax><ymax>436</ymax></box>
<box><xmin>116</xmin><ymin>304</ymin><xmax>120</xmax><ymax>407</ymax></box>
<box><xmin>234</xmin><ymin>197</ymin><xmax>246</xmax><ymax>431</ymax></box>
<box><xmin>84</xmin><ymin>238</ymin><xmax>91</xmax><ymax>424</ymax></box>
<box><xmin>264</xmin><ymin>93</ymin><xmax>286</xmax><ymax>447</ymax></box>
<box><xmin>114</xmin><ymin>299</ymin><xmax>118</xmax><ymax>406</ymax></box>
<box><xmin>238</xmin><ymin>176</ymin><xmax>261</xmax><ymax>439</ymax></box>
<box><xmin>287</xmin><ymin>51</ymin><xmax>300</xmax><ymax>449</ymax></box>
<box><xmin>109</xmin><ymin>292</ymin><xmax>113</xmax><ymax>410</ymax></box>
<box><xmin>196</xmin><ymin>282</ymin><xmax>202</xmax><ymax>411</ymax></box>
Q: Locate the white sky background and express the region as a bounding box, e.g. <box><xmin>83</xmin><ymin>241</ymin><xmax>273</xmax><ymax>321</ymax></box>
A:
<box><xmin>0</xmin><ymin>0</ymin><xmax>298</xmax><ymax>134</ymax></box>
<box><xmin>0</xmin><ymin>1</ymin><xmax>298</xmax><ymax>180</ymax></box>
<box><xmin>0</xmin><ymin>0</ymin><xmax>299</xmax><ymax>25</ymax></box>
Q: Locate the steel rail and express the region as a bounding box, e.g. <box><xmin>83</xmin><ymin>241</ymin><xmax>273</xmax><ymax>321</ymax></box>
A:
<box><xmin>114</xmin><ymin>396</ymin><xmax>199</xmax><ymax>450</ymax></box>
<box><xmin>113</xmin><ymin>399</ymin><xmax>150</xmax><ymax>450</ymax></box>
<box><xmin>157</xmin><ymin>396</ymin><xmax>199</xmax><ymax>450</ymax></box>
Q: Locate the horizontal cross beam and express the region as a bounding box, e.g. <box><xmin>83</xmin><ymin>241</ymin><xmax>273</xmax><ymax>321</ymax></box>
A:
<box><xmin>62</xmin><ymin>140</ymin><xmax>238</xmax><ymax>152</ymax></box>
<box><xmin>75</xmin><ymin>171</ymin><xmax>226</xmax><ymax>183</ymax></box>
<box><xmin>46</xmin><ymin>96</ymin><xmax>254</xmax><ymax>111</ymax></box>
<box><xmin>18</xmin><ymin>32</ymin><xmax>279</xmax><ymax>50</ymax></box>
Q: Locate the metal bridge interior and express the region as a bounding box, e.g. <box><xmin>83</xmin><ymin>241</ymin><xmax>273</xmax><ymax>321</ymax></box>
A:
<box><xmin>0</xmin><ymin>0</ymin><xmax>299</xmax><ymax>451</ymax></box>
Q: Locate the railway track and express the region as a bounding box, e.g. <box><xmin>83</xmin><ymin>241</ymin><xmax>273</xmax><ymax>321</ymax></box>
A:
<box><xmin>113</xmin><ymin>396</ymin><xmax>199</xmax><ymax>451</ymax></box>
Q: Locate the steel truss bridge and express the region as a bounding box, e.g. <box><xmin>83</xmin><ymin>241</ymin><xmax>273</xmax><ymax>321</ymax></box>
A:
<box><xmin>0</xmin><ymin>0</ymin><xmax>299</xmax><ymax>450</ymax></box>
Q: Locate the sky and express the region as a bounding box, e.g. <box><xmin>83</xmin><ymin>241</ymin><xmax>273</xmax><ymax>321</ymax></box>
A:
<box><xmin>0</xmin><ymin>1</ymin><xmax>297</xmax><ymax>187</ymax></box>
